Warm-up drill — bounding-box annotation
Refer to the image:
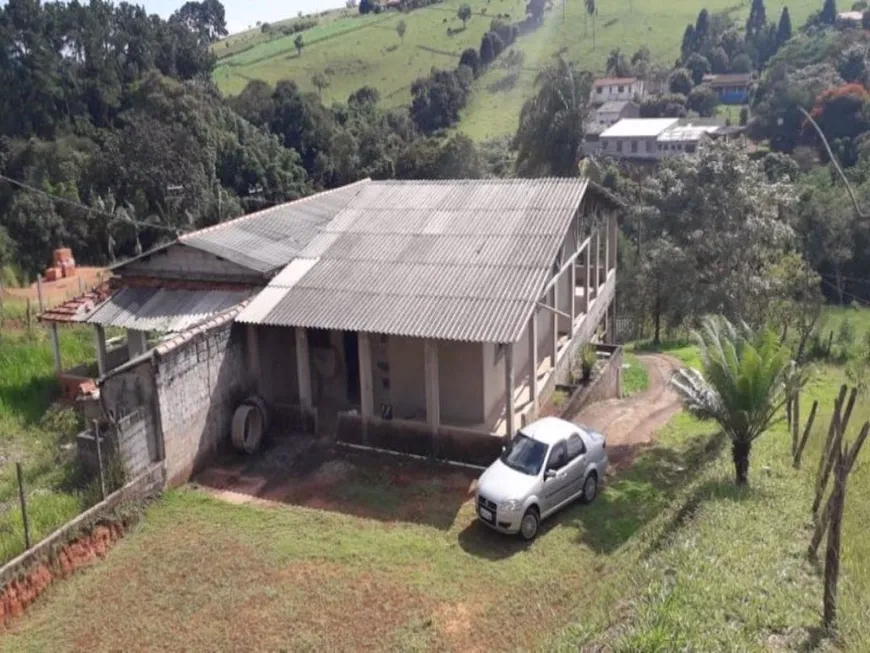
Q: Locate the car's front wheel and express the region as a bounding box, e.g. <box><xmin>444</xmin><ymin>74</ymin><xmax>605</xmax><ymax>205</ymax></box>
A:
<box><xmin>581</xmin><ymin>472</ymin><xmax>598</xmax><ymax>504</ymax></box>
<box><xmin>519</xmin><ymin>507</ymin><xmax>539</xmax><ymax>541</ymax></box>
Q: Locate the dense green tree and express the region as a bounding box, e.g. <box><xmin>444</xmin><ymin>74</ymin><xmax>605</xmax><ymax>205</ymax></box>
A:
<box><xmin>460</xmin><ymin>48</ymin><xmax>482</xmax><ymax>77</ymax></box>
<box><xmin>732</xmin><ymin>53</ymin><xmax>753</xmax><ymax>73</ymax></box>
<box><xmin>687</xmin><ymin>84</ymin><xmax>720</xmax><ymax>116</ymax></box>
<box><xmin>821</xmin><ymin>0</ymin><xmax>838</xmax><ymax>24</ymax></box>
<box><xmin>686</xmin><ymin>53</ymin><xmax>712</xmax><ymax>85</ymax></box>
<box><xmin>838</xmin><ymin>46</ymin><xmax>868</xmax><ymax>83</ymax></box>
<box><xmin>709</xmin><ymin>46</ymin><xmax>730</xmax><ymax>74</ymax></box>
<box><xmin>526</xmin><ymin>0</ymin><xmax>546</xmax><ymax>24</ymax></box>
<box><xmin>681</xmin><ymin>24</ymin><xmax>697</xmax><ymax>61</ymax></box>
<box><xmin>864</xmin><ymin>9</ymin><xmax>870</xmax><ymax>29</ymax></box>
<box><xmin>640</xmin><ymin>93</ymin><xmax>688</xmax><ymax>118</ymax></box>
<box><xmin>170</xmin><ymin>0</ymin><xmax>228</xmax><ymax>44</ymax></box>
<box><xmin>410</xmin><ymin>68</ymin><xmax>473</xmax><ymax>134</ymax></box>
<box><xmin>606</xmin><ymin>49</ymin><xmax>632</xmax><ymax>77</ymax></box>
<box><xmin>396</xmin><ymin>19</ymin><xmax>407</xmax><ymax>43</ymax></box>
<box><xmin>397</xmin><ymin>134</ymin><xmax>481</xmax><ymax>179</ymax></box>
<box><xmin>669</xmin><ymin>68</ymin><xmax>694</xmax><ymax>95</ymax></box>
<box><xmin>777</xmin><ymin>8</ymin><xmax>793</xmax><ymax>47</ymax></box>
<box><xmin>514</xmin><ymin>57</ymin><xmax>592</xmax><ymax>177</ymax></box>
<box><xmin>295</xmin><ymin>34</ymin><xmax>304</xmax><ymax>56</ymax></box>
<box><xmin>746</xmin><ymin>0</ymin><xmax>768</xmax><ymax>36</ymax></box>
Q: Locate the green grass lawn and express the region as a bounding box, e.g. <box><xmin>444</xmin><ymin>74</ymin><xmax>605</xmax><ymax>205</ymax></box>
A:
<box><xmin>214</xmin><ymin>0</ymin><xmax>821</xmax><ymax>140</ymax></box>
<box><xmin>7</xmin><ymin>360</ymin><xmax>870</xmax><ymax>651</ymax></box>
<box><xmin>0</xmin><ymin>324</ymin><xmax>96</xmax><ymax>563</ymax></box>
<box><xmin>622</xmin><ymin>351</ymin><xmax>649</xmax><ymax>396</ymax></box>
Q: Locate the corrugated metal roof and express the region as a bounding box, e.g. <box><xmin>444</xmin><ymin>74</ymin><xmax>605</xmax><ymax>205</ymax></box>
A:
<box><xmin>86</xmin><ymin>287</ymin><xmax>252</xmax><ymax>333</ymax></box>
<box><xmin>657</xmin><ymin>122</ymin><xmax>722</xmax><ymax>142</ymax></box>
<box><xmin>237</xmin><ymin>178</ymin><xmax>592</xmax><ymax>343</ymax></box>
<box><xmin>601</xmin><ymin>118</ymin><xmax>679</xmax><ymax>138</ymax></box>
<box><xmin>179</xmin><ymin>180</ymin><xmax>370</xmax><ymax>275</ymax></box>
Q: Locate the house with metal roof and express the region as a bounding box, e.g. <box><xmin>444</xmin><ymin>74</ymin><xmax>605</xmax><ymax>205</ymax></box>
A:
<box><xmin>62</xmin><ymin>178</ymin><xmax>619</xmax><ymax>483</ymax></box>
<box><xmin>592</xmin><ymin>77</ymin><xmax>645</xmax><ymax>104</ymax></box>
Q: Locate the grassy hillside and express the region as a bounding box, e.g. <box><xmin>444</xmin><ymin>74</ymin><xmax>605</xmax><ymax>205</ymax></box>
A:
<box><xmin>214</xmin><ymin>0</ymin><xmax>822</xmax><ymax>141</ymax></box>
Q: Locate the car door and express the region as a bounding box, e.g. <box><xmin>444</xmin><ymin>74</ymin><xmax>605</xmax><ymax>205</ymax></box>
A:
<box><xmin>563</xmin><ymin>433</ymin><xmax>589</xmax><ymax>501</ymax></box>
<box><xmin>541</xmin><ymin>441</ymin><xmax>569</xmax><ymax>514</ymax></box>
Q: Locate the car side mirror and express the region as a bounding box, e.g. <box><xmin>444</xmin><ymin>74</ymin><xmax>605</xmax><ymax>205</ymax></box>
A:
<box><xmin>544</xmin><ymin>469</ymin><xmax>557</xmax><ymax>480</ymax></box>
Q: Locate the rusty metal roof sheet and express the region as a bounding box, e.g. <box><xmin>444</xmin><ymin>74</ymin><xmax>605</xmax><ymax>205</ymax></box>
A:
<box><xmin>179</xmin><ymin>180</ymin><xmax>370</xmax><ymax>275</ymax></box>
<box><xmin>237</xmin><ymin>178</ymin><xmax>591</xmax><ymax>343</ymax></box>
<box><xmin>86</xmin><ymin>287</ymin><xmax>252</xmax><ymax>333</ymax></box>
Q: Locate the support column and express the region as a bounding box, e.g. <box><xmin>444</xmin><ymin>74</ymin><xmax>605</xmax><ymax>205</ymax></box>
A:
<box><xmin>49</xmin><ymin>323</ymin><xmax>62</xmax><ymax>374</ymax></box>
<box><xmin>611</xmin><ymin>214</ymin><xmax>619</xmax><ymax>276</ymax></box>
<box><xmin>570</xmin><ymin>260</ymin><xmax>577</xmax><ymax>327</ymax></box>
<box><xmin>247</xmin><ymin>324</ymin><xmax>261</xmax><ymax>380</ymax></box>
<box><xmin>504</xmin><ymin>343</ymin><xmax>515</xmax><ymax>439</ymax></box>
<box><xmin>295</xmin><ymin>327</ymin><xmax>312</xmax><ymax>412</ymax></box>
<box><xmin>424</xmin><ymin>339</ymin><xmax>440</xmax><ymax>436</ymax></box>
<box><xmin>358</xmin><ymin>332</ymin><xmax>374</xmax><ymax>423</ymax></box>
<box><xmin>583</xmin><ymin>245</ymin><xmax>590</xmax><ymax>314</ymax></box>
<box><xmin>595</xmin><ymin>229</ymin><xmax>601</xmax><ymax>297</ymax></box>
<box><xmin>604</xmin><ymin>217</ymin><xmax>610</xmax><ymax>283</ymax></box>
<box><xmin>127</xmin><ymin>329</ymin><xmax>148</xmax><ymax>359</ymax></box>
<box><xmin>550</xmin><ymin>285</ymin><xmax>558</xmax><ymax>367</ymax></box>
<box><xmin>93</xmin><ymin>324</ymin><xmax>108</xmax><ymax>377</ymax></box>
<box><xmin>528</xmin><ymin>312</ymin><xmax>538</xmax><ymax>407</ymax></box>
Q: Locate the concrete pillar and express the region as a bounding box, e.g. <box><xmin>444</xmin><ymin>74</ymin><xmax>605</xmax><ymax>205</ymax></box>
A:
<box><xmin>358</xmin><ymin>332</ymin><xmax>374</xmax><ymax>422</ymax></box>
<box><xmin>528</xmin><ymin>312</ymin><xmax>538</xmax><ymax>406</ymax></box>
<box><xmin>504</xmin><ymin>343</ymin><xmax>515</xmax><ymax>439</ymax></box>
<box><xmin>49</xmin><ymin>323</ymin><xmax>62</xmax><ymax>374</ymax></box>
<box><xmin>583</xmin><ymin>245</ymin><xmax>590</xmax><ymax>314</ymax></box>
<box><xmin>295</xmin><ymin>327</ymin><xmax>312</xmax><ymax>411</ymax></box>
<box><xmin>93</xmin><ymin>324</ymin><xmax>108</xmax><ymax>377</ymax></box>
<box><xmin>610</xmin><ymin>214</ymin><xmax>618</xmax><ymax>276</ymax></box>
<box><xmin>127</xmin><ymin>329</ymin><xmax>148</xmax><ymax>359</ymax></box>
<box><xmin>246</xmin><ymin>324</ymin><xmax>261</xmax><ymax>381</ymax></box>
<box><xmin>570</xmin><ymin>260</ymin><xmax>577</xmax><ymax>326</ymax></box>
<box><xmin>424</xmin><ymin>339</ymin><xmax>440</xmax><ymax>436</ymax></box>
<box><xmin>595</xmin><ymin>229</ymin><xmax>601</xmax><ymax>296</ymax></box>
<box><xmin>550</xmin><ymin>285</ymin><xmax>558</xmax><ymax>367</ymax></box>
<box><xmin>604</xmin><ymin>217</ymin><xmax>610</xmax><ymax>283</ymax></box>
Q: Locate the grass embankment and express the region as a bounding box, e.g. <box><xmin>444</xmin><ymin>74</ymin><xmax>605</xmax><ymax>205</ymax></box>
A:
<box><xmin>214</xmin><ymin>0</ymin><xmax>821</xmax><ymax>141</ymax></box>
<box><xmin>0</xmin><ymin>321</ymin><xmax>95</xmax><ymax>563</ymax></box>
<box><xmin>621</xmin><ymin>352</ymin><xmax>649</xmax><ymax>396</ymax></box>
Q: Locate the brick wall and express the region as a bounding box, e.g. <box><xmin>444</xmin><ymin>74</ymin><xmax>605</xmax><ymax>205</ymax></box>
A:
<box><xmin>155</xmin><ymin>319</ymin><xmax>252</xmax><ymax>486</ymax></box>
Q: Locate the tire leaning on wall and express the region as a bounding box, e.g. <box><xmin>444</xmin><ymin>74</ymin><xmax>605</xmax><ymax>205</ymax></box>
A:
<box><xmin>231</xmin><ymin>401</ymin><xmax>265</xmax><ymax>454</ymax></box>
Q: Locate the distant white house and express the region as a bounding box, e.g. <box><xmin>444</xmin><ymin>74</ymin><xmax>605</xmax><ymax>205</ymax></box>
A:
<box><xmin>595</xmin><ymin>101</ymin><xmax>640</xmax><ymax>130</ymax></box>
<box><xmin>837</xmin><ymin>10</ymin><xmax>864</xmax><ymax>23</ymax></box>
<box><xmin>599</xmin><ymin>118</ymin><xmax>679</xmax><ymax>160</ymax></box>
<box><xmin>593</xmin><ymin>77</ymin><xmax>645</xmax><ymax>104</ymax></box>
<box><xmin>598</xmin><ymin>118</ymin><xmax>728</xmax><ymax>161</ymax></box>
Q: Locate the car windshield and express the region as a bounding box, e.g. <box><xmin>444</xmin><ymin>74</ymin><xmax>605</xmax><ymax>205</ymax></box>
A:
<box><xmin>500</xmin><ymin>433</ymin><xmax>548</xmax><ymax>476</ymax></box>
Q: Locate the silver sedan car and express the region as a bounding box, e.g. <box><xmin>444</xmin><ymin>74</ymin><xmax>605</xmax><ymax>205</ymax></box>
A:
<box><xmin>475</xmin><ymin>417</ymin><xmax>608</xmax><ymax>540</ymax></box>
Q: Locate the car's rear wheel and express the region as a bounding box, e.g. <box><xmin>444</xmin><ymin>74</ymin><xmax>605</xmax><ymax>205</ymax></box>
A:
<box><xmin>519</xmin><ymin>507</ymin><xmax>539</xmax><ymax>541</ymax></box>
<box><xmin>581</xmin><ymin>472</ymin><xmax>598</xmax><ymax>504</ymax></box>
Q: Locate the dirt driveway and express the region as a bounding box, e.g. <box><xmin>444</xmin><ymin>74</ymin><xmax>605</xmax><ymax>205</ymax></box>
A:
<box><xmin>568</xmin><ymin>354</ymin><xmax>684</xmax><ymax>472</ymax></box>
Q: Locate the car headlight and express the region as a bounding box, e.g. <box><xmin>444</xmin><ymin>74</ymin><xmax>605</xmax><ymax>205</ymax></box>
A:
<box><xmin>500</xmin><ymin>499</ymin><xmax>524</xmax><ymax>511</ymax></box>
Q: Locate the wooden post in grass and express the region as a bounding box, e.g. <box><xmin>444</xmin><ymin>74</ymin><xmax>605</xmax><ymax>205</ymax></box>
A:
<box><xmin>823</xmin><ymin>445</ymin><xmax>847</xmax><ymax>629</ymax></box>
<box><xmin>816</xmin><ymin>386</ymin><xmax>847</xmax><ymax>484</ymax></box>
<box><xmin>16</xmin><ymin>462</ymin><xmax>31</xmax><ymax>550</ymax></box>
<box><xmin>26</xmin><ymin>298</ymin><xmax>32</xmax><ymax>333</ymax></box>
<box><xmin>792</xmin><ymin>393</ymin><xmax>800</xmax><ymax>458</ymax></box>
<box><xmin>813</xmin><ymin>387</ymin><xmax>855</xmax><ymax>517</ymax></box>
<box><xmin>36</xmin><ymin>275</ymin><xmax>44</xmax><ymax>313</ymax></box>
<box><xmin>93</xmin><ymin>419</ymin><xmax>106</xmax><ymax>501</ymax></box>
<box><xmin>809</xmin><ymin>421</ymin><xmax>869</xmax><ymax>557</ymax></box>
<box><xmin>794</xmin><ymin>399</ymin><xmax>819</xmax><ymax>469</ymax></box>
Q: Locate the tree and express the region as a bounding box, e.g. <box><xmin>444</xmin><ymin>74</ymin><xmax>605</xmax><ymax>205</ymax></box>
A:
<box><xmin>514</xmin><ymin>57</ymin><xmax>592</xmax><ymax>177</ymax></box>
<box><xmin>606</xmin><ymin>49</ymin><xmax>632</xmax><ymax>77</ymax></box>
<box><xmin>396</xmin><ymin>19</ymin><xmax>407</xmax><ymax>43</ymax></box>
<box><xmin>731</xmin><ymin>53</ymin><xmax>753</xmax><ymax>73</ymax></box>
<box><xmin>410</xmin><ymin>68</ymin><xmax>473</xmax><ymax>134</ymax></box>
<box><xmin>777</xmin><ymin>8</ymin><xmax>793</xmax><ymax>48</ymax></box>
<box><xmin>586</xmin><ymin>0</ymin><xmax>597</xmax><ymax>49</ymax></box>
<box><xmin>838</xmin><ymin>46</ymin><xmax>868</xmax><ymax>83</ymax></box>
<box><xmin>681</xmin><ymin>24</ymin><xmax>697</xmax><ymax>61</ymax></box>
<box><xmin>671</xmin><ymin>316</ymin><xmax>792</xmax><ymax>485</ymax></box>
<box><xmin>740</xmin><ymin>106</ymin><xmax>750</xmax><ymax>125</ymax></box>
<box><xmin>527</xmin><ymin>0</ymin><xmax>546</xmax><ymax>24</ymax></box>
<box><xmin>709</xmin><ymin>47</ymin><xmax>730</xmax><ymax>74</ymax></box>
<box><xmin>669</xmin><ymin>68</ymin><xmax>694</xmax><ymax>95</ymax></box>
<box><xmin>312</xmin><ymin>73</ymin><xmax>330</xmax><ymax>98</ymax></box>
<box><xmin>359</xmin><ymin>0</ymin><xmax>375</xmax><ymax>14</ymax></box>
<box><xmin>864</xmin><ymin>9</ymin><xmax>870</xmax><ymax>29</ymax></box>
<box><xmin>170</xmin><ymin>0</ymin><xmax>228</xmax><ymax>45</ymax></box>
<box><xmin>460</xmin><ymin>48</ymin><xmax>482</xmax><ymax>77</ymax></box>
<box><xmin>480</xmin><ymin>32</ymin><xmax>505</xmax><ymax>65</ymax></box>
<box><xmin>685</xmin><ymin>53</ymin><xmax>711</xmax><ymax>85</ymax></box>
<box><xmin>746</xmin><ymin>0</ymin><xmax>768</xmax><ymax>36</ymax></box>
<box><xmin>458</xmin><ymin>3</ymin><xmax>472</xmax><ymax>28</ymax></box>
<box><xmin>821</xmin><ymin>0</ymin><xmax>838</xmax><ymax>24</ymax></box>
<box><xmin>295</xmin><ymin>34</ymin><xmax>304</xmax><ymax>56</ymax></box>
<box><xmin>687</xmin><ymin>84</ymin><xmax>719</xmax><ymax>116</ymax></box>
<box><xmin>694</xmin><ymin>9</ymin><xmax>711</xmax><ymax>52</ymax></box>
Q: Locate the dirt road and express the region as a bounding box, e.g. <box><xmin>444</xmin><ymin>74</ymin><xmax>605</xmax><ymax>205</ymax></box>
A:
<box><xmin>568</xmin><ymin>354</ymin><xmax>685</xmax><ymax>472</ymax></box>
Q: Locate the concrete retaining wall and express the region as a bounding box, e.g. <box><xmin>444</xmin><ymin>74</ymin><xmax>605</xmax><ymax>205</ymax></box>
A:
<box><xmin>561</xmin><ymin>344</ymin><xmax>624</xmax><ymax>419</ymax></box>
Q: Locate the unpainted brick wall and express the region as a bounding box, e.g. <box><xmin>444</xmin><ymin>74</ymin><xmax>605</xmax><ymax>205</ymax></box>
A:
<box><xmin>156</xmin><ymin>321</ymin><xmax>252</xmax><ymax>486</ymax></box>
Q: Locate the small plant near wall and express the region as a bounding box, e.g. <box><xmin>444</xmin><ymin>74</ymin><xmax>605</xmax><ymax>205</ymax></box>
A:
<box><xmin>580</xmin><ymin>343</ymin><xmax>597</xmax><ymax>382</ymax></box>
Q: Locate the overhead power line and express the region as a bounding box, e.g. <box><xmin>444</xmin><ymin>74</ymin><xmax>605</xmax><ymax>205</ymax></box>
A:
<box><xmin>0</xmin><ymin>172</ymin><xmax>185</xmax><ymax>234</ymax></box>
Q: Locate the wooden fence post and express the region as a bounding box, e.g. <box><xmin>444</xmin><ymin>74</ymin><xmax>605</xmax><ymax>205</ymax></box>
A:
<box><xmin>823</xmin><ymin>445</ymin><xmax>848</xmax><ymax>629</ymax></box>
<box><xmin>93</xmin><ymin>419</ymin><xmax>106</xmax><ymax>501</ymax></box>
<box><xmin>16</xmin><ymin>462</ymin><xmax>31</xmax><ymax>550</ymax></box>
<box><xmin>36</xmin><ymin>275</ymin><xmax>44</xmax><ymax>313</ymax></box>
<box><xmin>794</xmin><ymin>399</ymin><xmax>819</xmax><ymax>468</ymax></box>
<box><xmin>792</xmin><ymin>393</ymin><xmax>800</xmax><ymax>459</ymax></box>
<box><xmin>26</xmin><ymin>298</ymin><xmax>32</xmax><ymax>333</ymax></box>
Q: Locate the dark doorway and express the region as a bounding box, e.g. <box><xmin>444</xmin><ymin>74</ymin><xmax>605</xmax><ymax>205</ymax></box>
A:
<box><xmin>343</xmin><ymin>331</ymin><xmax>360</xmax><ymax>404</ymax></box>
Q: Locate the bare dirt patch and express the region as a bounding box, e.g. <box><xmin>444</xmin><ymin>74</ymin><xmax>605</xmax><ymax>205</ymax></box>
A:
<box><xmin>568</xmin><ymin>354</ymin><xmax>684</xmax><ymax>472</ymax></box>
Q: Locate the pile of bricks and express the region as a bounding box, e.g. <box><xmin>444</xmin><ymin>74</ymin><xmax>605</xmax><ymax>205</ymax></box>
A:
<box><xmin>43</xmin><ymin>248</ymin><xmax>76</xmax><ymax>282</ymax></box>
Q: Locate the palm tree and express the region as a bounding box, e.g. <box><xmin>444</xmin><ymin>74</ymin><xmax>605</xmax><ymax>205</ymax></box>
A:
<box><xmin>671</xmin><ymin>316</ymin><xmax>793</xmax><ymax>485</ymax></box>
<box><xmin>514</xmin><ymin>56</ymin><xmax>593</xmax><ymax>177</ymax></box>
<box><xmin>606</xmin><ymin>48</ymin><xmax>630</xmax><ymax>77</ymax></box>
<box><xmin>585</xmin><ymin>0</ymin><xmax>597</xmax><ymax>49</ymax></box>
